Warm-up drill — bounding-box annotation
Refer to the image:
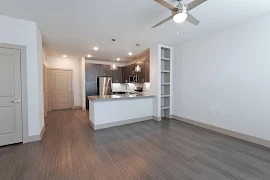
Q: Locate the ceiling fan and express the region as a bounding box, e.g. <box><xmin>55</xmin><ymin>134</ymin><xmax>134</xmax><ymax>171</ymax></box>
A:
<box><xmin>152</xmin><ymin>0</ymin><xmax>207</xmax><ymax>28</ymax></box>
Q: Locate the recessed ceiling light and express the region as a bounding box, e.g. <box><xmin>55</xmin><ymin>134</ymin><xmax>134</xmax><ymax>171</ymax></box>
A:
<box><xmin>117</xmin><ymin>58</ymin><xmax>120</xmax><ymax>61</ymax></box>
<box><xmin>94</xmin><ymin>47</ymin><xmax>99</xmax><ymax>51</ymax></box>
<box><xmin>128</xmin><ymin>52</ymin><xmax>132</xmax><ymax>56</ymax></box>
<box><xmin>176</xmin><ymin>32</ymin><xmax>179</xmax><ymax>35</ymax></box>
<box><xmin>63</xmin><ymin>55</ymin><xmax>67</xmax><ymax>58</ymax></box>
<box><xmin>87</xmin><ymin>54</ymin><xmax>91</xmax><ymax>58</ymax></box>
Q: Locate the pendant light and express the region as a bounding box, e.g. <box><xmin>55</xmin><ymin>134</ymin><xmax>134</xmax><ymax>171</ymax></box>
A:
<box><xmin>134</xmin><ymin>44</ymin><xmax>141</xmax><ymax>72</ymax></box>
<box><xmin>135</xmin><ymin>64</ymin><xmax>141</xmax><ymax>72</ymax></box>
<box><xmin>110</xmin><ymin>39</ymin><xmax>118</xmax><ymax>71</ymax></box>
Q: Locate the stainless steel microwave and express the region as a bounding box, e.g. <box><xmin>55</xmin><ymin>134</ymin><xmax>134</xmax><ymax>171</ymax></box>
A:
<box><xmin>129</xmin><ymin>74</ymin><xmax>138</xmax><ymax>83</ymax></box>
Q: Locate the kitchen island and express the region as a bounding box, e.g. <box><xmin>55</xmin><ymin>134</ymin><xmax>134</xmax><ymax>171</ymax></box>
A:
<box><xmin>88</xmin><ymin>93</ymin><xmax>155</xmax><ymax>130</ymax></box>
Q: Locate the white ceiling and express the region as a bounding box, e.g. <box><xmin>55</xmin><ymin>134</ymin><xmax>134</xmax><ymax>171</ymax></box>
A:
<box><xmin>0</xmin><ymin>0</ymin><xmax>270</xmax><ymax>62</ymax></box>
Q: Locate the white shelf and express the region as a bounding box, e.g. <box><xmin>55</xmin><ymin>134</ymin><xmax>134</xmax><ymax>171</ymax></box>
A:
<box><xmin>161</xmin><ymin>106</ymin><xmax>170</xmax><ymax>110</ymax></box>
<box><xmin>161</xmin><ymin>94</ymin><xmax>170</xmax><ymax>97</ymax></box>
<box><xmin>160</xmin><ymin>46</ymin><xmax>172</xmax><ymax>118</ymax></box>
<box><xmin>161</xmin><ymin>57</ymin><xmax>170</xmax><ymax>61</ymax></box>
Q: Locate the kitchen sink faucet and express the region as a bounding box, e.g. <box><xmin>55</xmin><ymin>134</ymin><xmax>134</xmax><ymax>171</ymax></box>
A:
<box><xmin>125</xmin><ymin>83</ymin><xmax>129</xmax><ymax>94</ymax></box>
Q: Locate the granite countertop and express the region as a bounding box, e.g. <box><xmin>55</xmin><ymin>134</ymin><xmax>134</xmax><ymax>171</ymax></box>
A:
<box><xmin>88</xmin><ymin>93</ymin><xmax>155</xmax><ymax>102</ymax></box>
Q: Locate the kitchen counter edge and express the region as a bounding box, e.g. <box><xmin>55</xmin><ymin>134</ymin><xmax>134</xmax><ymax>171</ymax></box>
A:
<box><xmin>88</xmin><ymin>94</ymin><xmax>155</xmax><ymax>102</ymax></box>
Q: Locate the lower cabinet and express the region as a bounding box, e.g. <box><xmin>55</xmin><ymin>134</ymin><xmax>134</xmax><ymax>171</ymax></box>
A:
<box><xmin>85</xmin><ymin>82</ymin><xmax>97</xmax><ymax>109</ymax></box>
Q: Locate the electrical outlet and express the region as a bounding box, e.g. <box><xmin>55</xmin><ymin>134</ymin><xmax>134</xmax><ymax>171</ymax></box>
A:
<box><xmin>208</xmin><ymin>109</ymin><xmax>213</xmax><ymax>115</ymax></box>
<box><xmin>219</xmin><ymin>111</ymin><xmax>224</xmax><ymax>116</ymax></box>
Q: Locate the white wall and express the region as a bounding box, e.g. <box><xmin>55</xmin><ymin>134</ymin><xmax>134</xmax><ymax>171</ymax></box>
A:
<box><xmin>149</xmin><ymin>44</ymin><xmax>159</xmax><ymax>117</ymax></box>
<box><xmin>47</xmin><ymin>56</ymin><xmax>81</xmax><ymax>107</ymax></box>
<box><xmin>0</xmin><ymin>15</ymin><xmax>43</xmax><ymax>136</ymax></box>
<box><xmin>80</xmin><ymin>57</ymin><xmax>86</xmax><ymax>109</ymax></box>
<box><xmin>173</xmin><ymin>14</ymin><xmax>270</xmax><ymax>141</ymax></box>
<box><xmin>42</xmin><ymin>49</ymin><xmax>48</xmax><ymax>66</ymax></box>
<box><xmin>36</xmin><ymin>26</ymin><xmax>44</xmax><ymax>133</ymax></box>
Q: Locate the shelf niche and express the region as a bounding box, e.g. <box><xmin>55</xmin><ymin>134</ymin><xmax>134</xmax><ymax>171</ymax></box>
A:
<box><xmin>160</xmin><ymin>46</ymin><xmax>172</xmax><ymax>119</ymax></box>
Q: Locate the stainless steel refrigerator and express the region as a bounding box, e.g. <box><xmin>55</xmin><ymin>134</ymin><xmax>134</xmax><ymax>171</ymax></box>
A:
<box><xmin>97</xmin><ymin>77</ymin><xmax>112</xmax><ymax>95</ymax></box>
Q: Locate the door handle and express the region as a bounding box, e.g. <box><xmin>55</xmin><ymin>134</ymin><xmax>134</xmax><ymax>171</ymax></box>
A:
<box><xmin>11</xmin><ymin>100</ymin><xmax>21</xmax><ymax>103</ymax></box>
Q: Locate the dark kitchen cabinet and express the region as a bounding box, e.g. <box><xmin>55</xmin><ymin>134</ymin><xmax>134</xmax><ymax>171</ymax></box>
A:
<box><xmin>144</xmin><ymin>58</ymin><xmax>150</xmax><ymax>82</ymax></box>
<box><xmin>123</xmin><ymin>65</ymin><xmax>130</xmax><ymax>83</ymax></box>
<box><xmin>112</xmin><ymin>67</ymin><xmax>123</xmax><ymax>83</ymax></box>
<box><xmin>137</xmin><ymin>61</ymin><xmax>145</xmax><ymax>83</ymax></box>
<box><xmin>96</xmin><ymin>64</ymin><xmax>109</xmax><ymax>77</ymax></box>
<box><xmin>96</xmin><ymin>64</ymin><xmax>105</xmax><ymax>77</ymax></box>
<box><xmin>130</xmin><ymin>64</ymin><xmax>135</xmax><ymax>76</ymax></box>
<box><xmin>85</xmin><ymin>63</ymin><xmax>97</xmax><ymax>83</ymax></box>
<box><xmin>85</xmin><ymin>82</ymin><xmax>97</xmax><ymax>109</ymax></box>
<box><xmin>96</xmin><ymin>64</ymin><xmax>110</xmax><ymax>76</ymax></box>
<box><xmin>104</xmin><ymin>65</ymin><xmax>112</xmax><ymax>77</ymax></box>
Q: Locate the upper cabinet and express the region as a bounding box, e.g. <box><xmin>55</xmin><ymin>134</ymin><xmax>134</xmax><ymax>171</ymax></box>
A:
<box><xmin>122</xmin><ymin>49</ymin><xmax>150</xmax><ymax>83</ymax></box>
<box><xmin>97</xmin><ymin>64</ymin><xmax>112</xmax><ymax>77</ymax></box>
<box><xmin>85</xmin><ymin>48</ymin><xmax>150</xmax><ymax>84</ymax></box>
<box><xmin>112</xmin><ymin>67</ymin><xmax>123</xmax><ymax>83</ymax></box>
<box><xmin>144</xmin><ymin>56</ymin><xmax>150</xmax><ymax>82</ymax></box>
<box><xmin>135</xmin><ymin>58</ymin><xmax>149</xmax><ymax>83</ymax></box>
<box><xmin>104</xmin><ymin>65</ymin><xmax>112</xmax><ymax>77</ymax></box>
<box><xmin>85</xmin><ymin>63</ymin><xmax>97</xmax><ymax>83</ymax></box>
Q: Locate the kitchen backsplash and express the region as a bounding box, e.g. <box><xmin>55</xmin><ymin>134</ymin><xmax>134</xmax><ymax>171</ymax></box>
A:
<box><xmin>112</xmin><ymin>83</ymin><xmax>150</xmax><ymax>93</ymax></box>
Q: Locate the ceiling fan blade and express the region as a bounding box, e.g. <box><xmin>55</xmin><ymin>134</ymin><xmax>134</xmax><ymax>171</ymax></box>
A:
<box><xmin>186</xmin><ymin>13</ymin><xmax>200</xmax><ymax>25</ymax></box>
<box><xmin>151</xmin><ymin>16</ymin><xmax>172</xmax><ymax>28</ymax></box>
<box><xmin>187</xmin><ymin>0</ymin><xmax>207</xmax><ymax>10</ymax></box>
<box><xmin>154</xmin><ymin>0</ymin><xmax>177</xmax><ymax>11</ymax></box>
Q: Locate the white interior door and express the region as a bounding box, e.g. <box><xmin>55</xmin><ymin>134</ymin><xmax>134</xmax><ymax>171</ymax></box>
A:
<box><xmin>50</xmin><ymin>69</ymin><xmax>73</xmax><ymax>110</ymax></box>
<box><xmin>0</xmin><ymin>48</ymin><xmax>22</xmax><ymax>146</ymax></box>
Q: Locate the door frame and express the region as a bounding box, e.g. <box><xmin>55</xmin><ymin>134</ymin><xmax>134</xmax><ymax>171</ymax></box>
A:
<box><xmin>0</xmin><ymin>43</ymin><xmax>29</xmax><ymax>143</ymax></box>
<box><xmin>48</xmin><ymin>68</ymin><xmax>74</xmax><ymax>110</ymax></box>
<box><xmin>43</xmin><ymin>65</ymin><xmax>48</xmax><ymax>117</ymax></box>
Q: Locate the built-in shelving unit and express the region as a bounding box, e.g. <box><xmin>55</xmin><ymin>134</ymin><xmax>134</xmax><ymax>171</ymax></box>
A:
<box><xmin>160</xmin><ymin>46</ymin><xmax>172</xmax><ymax>119</ymax></box>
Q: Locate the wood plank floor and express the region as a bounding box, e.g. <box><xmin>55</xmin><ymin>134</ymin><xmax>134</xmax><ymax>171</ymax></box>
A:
<box><xmin>1</xmin><ymin>109</ymin><xmax>270</xmax><ymax>180</ymax></box>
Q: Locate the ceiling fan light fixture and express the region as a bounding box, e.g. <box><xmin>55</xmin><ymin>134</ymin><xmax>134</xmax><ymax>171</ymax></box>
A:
<box><xmin>173</xmin><ymin>12</ymin><xmax>187</xmax><ymax>23</ymax></box>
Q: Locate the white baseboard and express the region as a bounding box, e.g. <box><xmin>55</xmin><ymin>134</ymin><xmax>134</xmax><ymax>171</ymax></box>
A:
<box><xmin>24</xmin><ymin>125</ymin><xmax>46</xmax><ymax>143</ymax></box>
<box><xmin>72</xmin><ymin>106</ymin><xmax>82</xmax><ymax>109</ymax></box>
<box><xmin>89</xmin><ymin>116</ymin><xmax>153</xmax><ymax>130</ymax></box>
<box><xmin>172</xmin><ymin>115</ymin><xmax>270</xmax><ymax>148</ymax></box>
<box><xmin>153</xmin><ymin>116</ymin><xmax>162</xmax><ymax>121</ymax></box>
